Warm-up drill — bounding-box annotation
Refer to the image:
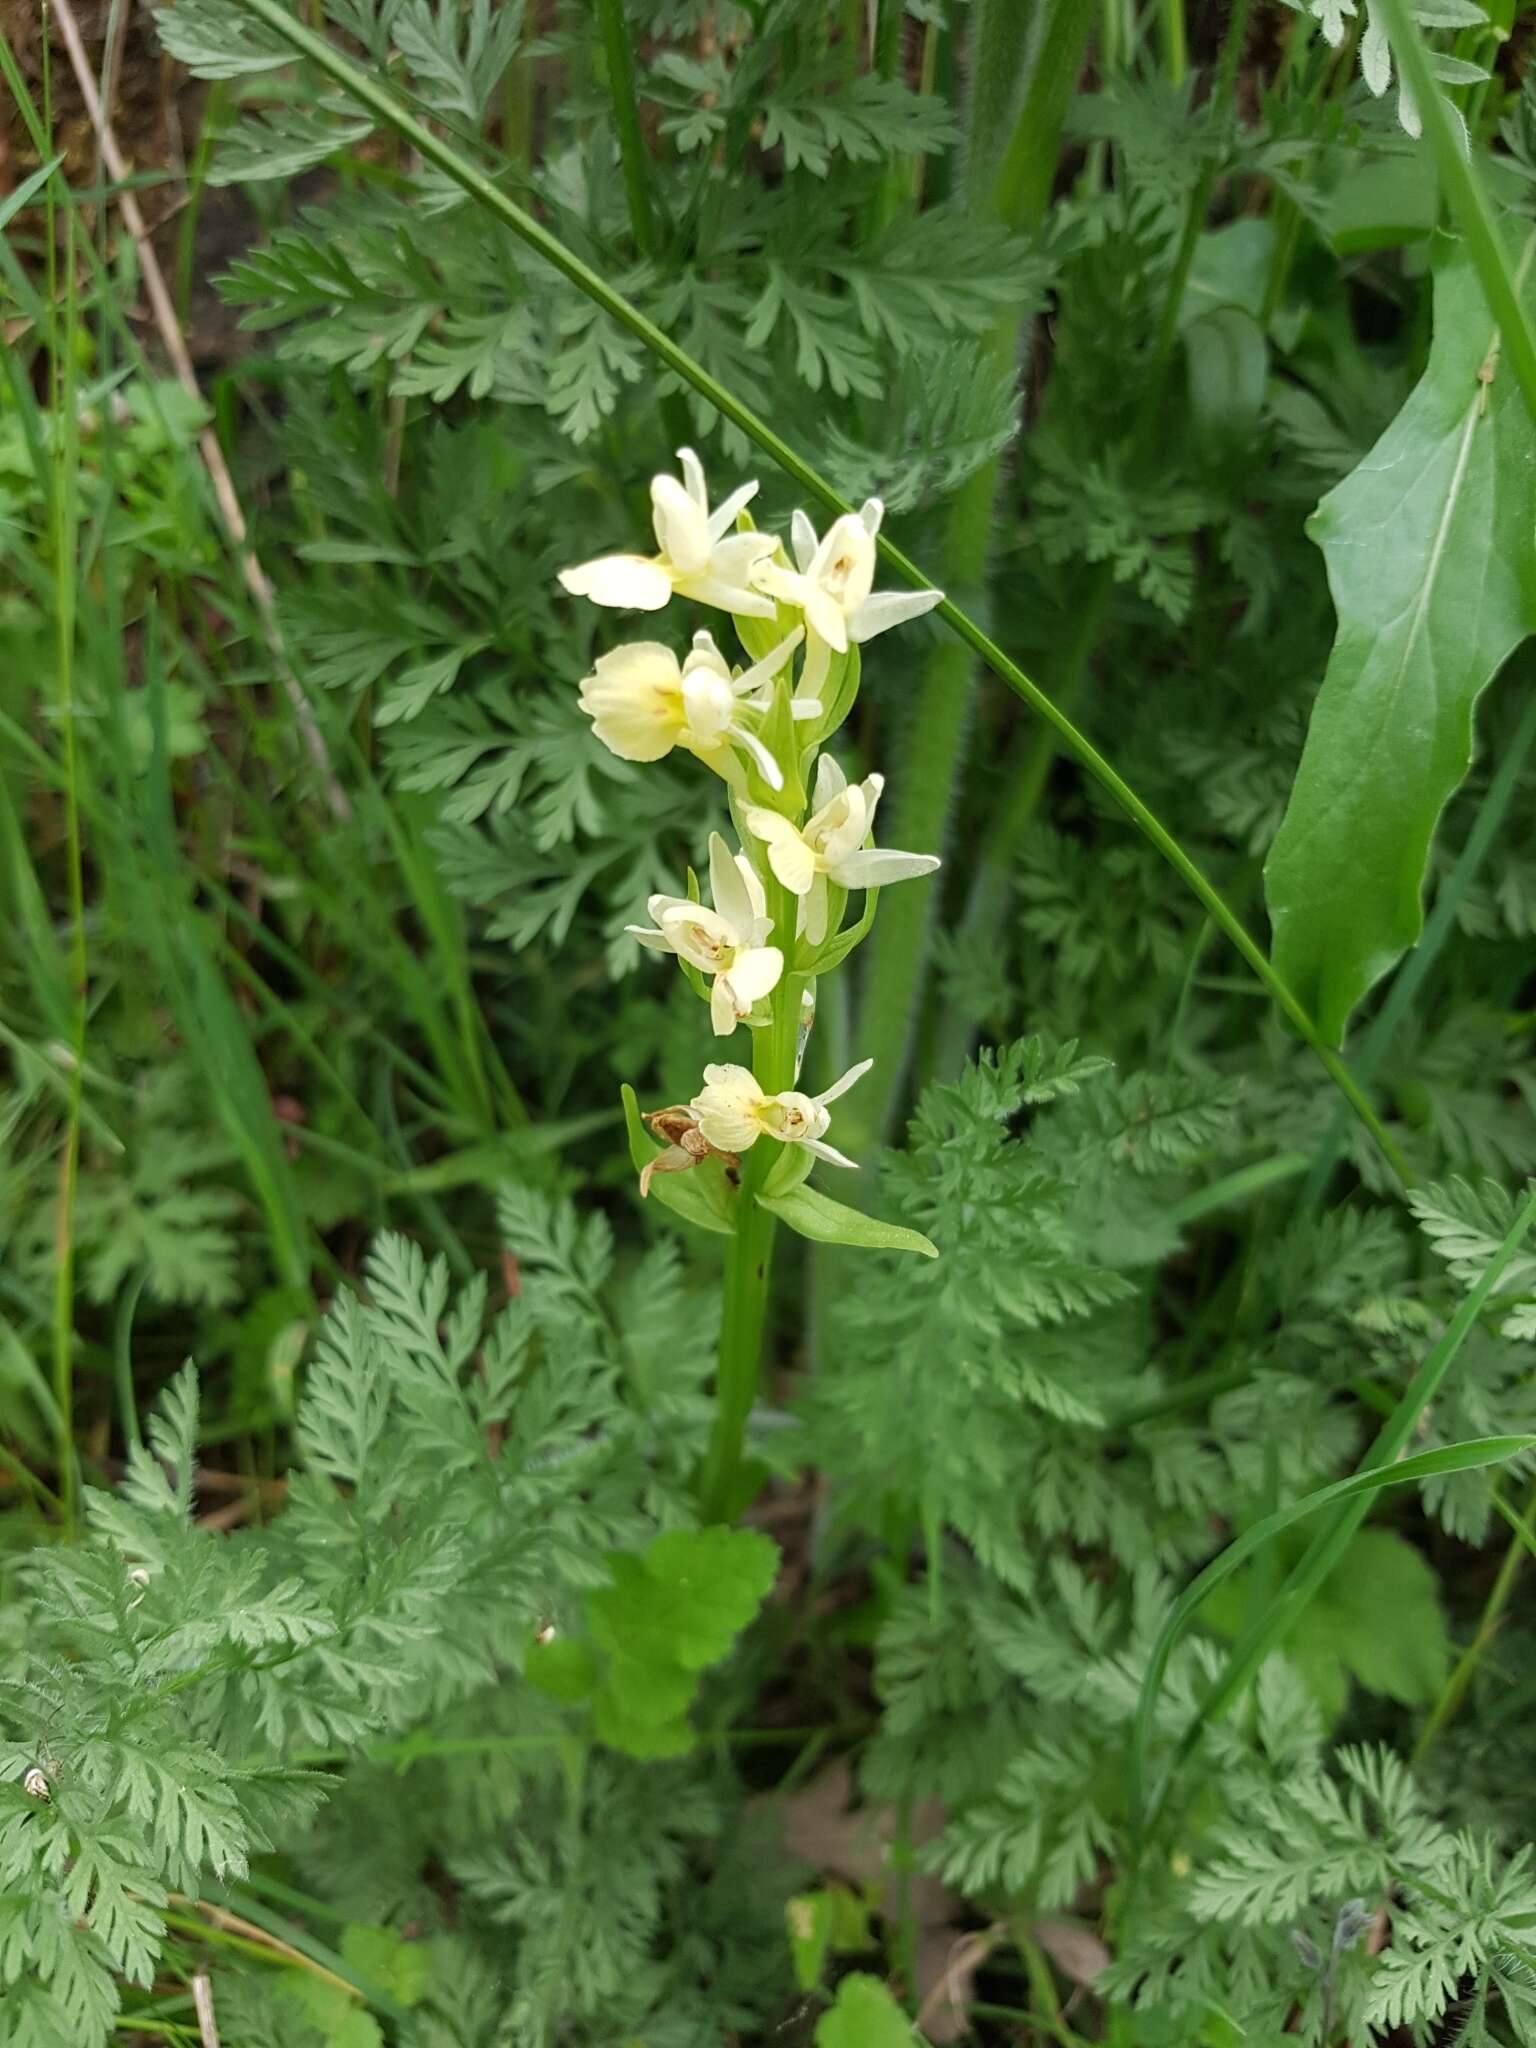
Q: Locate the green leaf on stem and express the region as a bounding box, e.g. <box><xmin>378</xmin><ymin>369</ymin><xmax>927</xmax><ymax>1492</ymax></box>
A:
<box><xmin>1265</xmin><ymin>240</ymin><xmax>1536</xmax><ymax>1044</ymax></box>
<box><xmin>798</xmin><ymin>886</ymin><xmax>879</xmax><ymax>977</ymax></box>
<box><xmin>757</xmin><ymin>1184</ymin><xmax>938</xmax><ymax>1258</ymax></box>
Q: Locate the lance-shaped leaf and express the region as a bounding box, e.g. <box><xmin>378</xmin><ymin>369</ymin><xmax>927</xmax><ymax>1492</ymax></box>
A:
<box><xmin>1265</xmin><ymin>240</ymin><xmax>1536</xmax><ymax>1044</ymax></box>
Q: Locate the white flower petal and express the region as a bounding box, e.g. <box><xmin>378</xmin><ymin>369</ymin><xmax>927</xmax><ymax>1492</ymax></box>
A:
<box><xmin>709</xmin><ymin>976</ymin><xmax>739</xmax><ymax>1035</ymax></box>
<box><xmin>673</xmin><ymin>570</ymin><xmax>777</xmax><ymax>620</ymax></box>
<box><xmin>692</xmin><ymin>1064</ymin><xmax>765</xmax><ymax>1151</ymax></box>
<box><xmin>724</xmin><ymin>944</ymin><xmax>783</xmax><ymax>1009</ymax></box>
<box><xmin>651</xmin><ymin>473</ymin><xmax>712</xmax><ymax>574</ymax></box>
<box><xmin>803</xmin><ymin>873</ymin><xmax>830</xmax><ymax>947</ymax></box>
<box><xmin>706</xmin><ymin>478</ymin><xmax>760</xmax><ymax>542</ymax></box>
<box><xmin>815</xmin><ymin>1056</ymin><xmax>874</xmax><ymax>1108</ymax></box>
<box><xmin>625</xmin><ymin>924</ymin><xmax>674</xmax><ymax>953</ymax></box>
<box><xmin>733</xmin><ymin>626</ymin><xmax>805</xmax><ymax>700</ymax></box>
<box><xmin>732</xmin><ymin>724</ymin><xmax>786</xmax><ymax>793</ymax></box>
<box><xmin>847</xmin><ymin>587</ymin><xmax>944</xmax><ymax>643</ymax></box>
<box><xmin>659</xmin><ymin>901</ymin><xmax>737</xmax><ymax>961</ymax></box>
<box><xmin>559</xmin><ymin>553</ymin><xmax>673</xmax><ymax>610</ymax></box>
<box><xmin>858</xmin><ymin>497</ymin><xmax>884</xmax><ymax>537</ymax></box>
<box><xmin>1360</xmin><ymin>13</ymin><xmax>1391</xmax><ymax>95</ymax></box>
<box><xmin>812</xmin><ymin>752</ymin><xmax>847</xmax><ymax>810</ymax></box>
<box><xmin>803</xmin><ymin>586</ymin><xmax>850</xmax><ymax>652</ymax></box>
<box><xmin>707</xmin><ymin>832</ymin><xmax>750</xmax><ymax>931</ymax></box>
<box><xmin>831</xmin><ymin>848</ymin><xmax>941</xmax><ymax>889</ymax></box>
<box><xmin>677</xmin><ymin>446</ymin><xmax>708</xmax><ymax>510</ymax></box>
<box><xmin>746</xmin><ymin>808</ymin><xmax>816</xmax><ymax>893</ymax></box>
<box><xmin>791</xmin><ymin>508</ymin><xmax>818</xmax><ymax>575</ymax></box>
<box><xmin>682</xmin><ymin>666</ymin><xmax>737</xmax><ymax>740</ymax></box>
<box><xmin>801</xmin><ymin>1136</ymin><xmax>860</xmax><ymax>1170</ymax></box>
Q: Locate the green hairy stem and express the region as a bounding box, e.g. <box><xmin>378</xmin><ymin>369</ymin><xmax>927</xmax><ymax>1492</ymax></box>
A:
<box><xmin>699</xmin><ymin>874</ymin><xmax>801</xmax><ymax>1522</ymax></box>
<box><xmin>855</xmin><ymin>0</ymin><xmax>1096</xmax><ymax>1143</ymax></box>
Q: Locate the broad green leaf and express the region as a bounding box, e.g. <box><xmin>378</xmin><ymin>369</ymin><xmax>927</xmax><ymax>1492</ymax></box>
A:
<box><xmin>815</xmin><ymin>1973</ymin><xmax>917</xmax><ymax>2048</ymax></box>
<box><xmin>758</xmin><ymin>1184</ymin><xmax>938</xmax><ymax>1259</ymax></box>
<box><xmin>1266</xmin><ymin>241</ymin><xmax>1536</xmax><ymax>1043</ymax></box>
<box><xmin>1325</xmin><ymin>155</ymin><xmax>1439</xmax><ymax>254</ymax></box>
<box><xmin>621</xmin><ymin>1083</ymin><xmax>736</xmax><ymax>1235</ymax></box>
<box><xmin>1200</xmin><ymin>1525</ymin><xmax>1449</xmax><ymax>1721</ymax></box>
<box><xmin>1184</xmin><ymin>308</ymin><xmax>1267</xmax><ymax>454</ymax></box>
<box><xmin>523</xmin><ymin>1634</ymin><xmax>598</xmax><ymax>1703</ymax></box>
<box><xmin>583</xmin><ymin>1528</ymin><xmax>779</xmax><ymax>1758</ymax></box>
<box><xmin>587</xmin><ymin>1528</ymin><xmax>779</xmax><ymax>1672</ymax></box>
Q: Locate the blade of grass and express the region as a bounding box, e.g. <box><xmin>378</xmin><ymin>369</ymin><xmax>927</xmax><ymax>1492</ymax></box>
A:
<box><xmin>1133</xmin><ymin>1179</ymin><xmax>1536</xmax><ymax>1835</ymax></box>
<box><xmin>223</xmin><ymin>0</ymin><xmax>1410</xmax><ymax>1187</ymax></box>
<box><xmin>48</xmin><ymin>185</ymin><xmax>86</xmax><ymax>1539</ymax></box>
<box><xmin>138</xmin><ymin>637</ymin><xmax>314</xmax><ymax>1299</ymax></box>
<box><xmin>1131</xmin><ymin>1433</ymin><xmax>1536</xmax><ymax>1836</ymax></box>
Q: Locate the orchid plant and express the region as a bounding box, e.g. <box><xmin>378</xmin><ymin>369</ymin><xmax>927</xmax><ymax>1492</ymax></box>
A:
<box><xmin>560</xmin><ymin>452</ymin><xmax>944</xmax><ymax>1515</ymax></box>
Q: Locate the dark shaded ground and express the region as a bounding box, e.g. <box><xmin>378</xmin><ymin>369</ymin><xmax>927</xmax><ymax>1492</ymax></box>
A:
<box><xmin>3</xmin><ymin>0</ymin><xmax>258</xmax><ymax>368</ymax></box>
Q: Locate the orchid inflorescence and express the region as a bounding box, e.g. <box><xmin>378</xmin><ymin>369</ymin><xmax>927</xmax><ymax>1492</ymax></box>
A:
<box><xmin>558</xmin><ymin>450</ymin><xmax>943</xmax><ymax>1202</ymax></box>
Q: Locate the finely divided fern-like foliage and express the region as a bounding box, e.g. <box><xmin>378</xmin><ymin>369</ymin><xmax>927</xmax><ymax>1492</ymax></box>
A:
<box><xmin>0</xmin><ymin>1190</ymin><xmax>730</xmax><ymax>2046</ymax></box>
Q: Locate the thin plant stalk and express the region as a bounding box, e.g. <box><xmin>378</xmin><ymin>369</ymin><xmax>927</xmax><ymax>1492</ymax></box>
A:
<box><xmin>227</xmin><ymin>0</ymin><xmax>1409</xmax><ymax>1187</ymax></box>
<box><xmin>50</xmin><ymin>198</ymin><xmax>84</xmax><ymax>1540</ymax></box>
<box><xmin>1412</xmin><ymin>1475</ymin><xmax>1536</xmax><ymax>1762</ymax></box>
<box><xmin>1373</xmin><ymin>0</ymin><xmax>1536</xmax><ymax>424</ymax></box>
<box><xmin>1161</xmin><ymin>0</ymin><xmax>1188</xmax><ymax>86</ymax></box>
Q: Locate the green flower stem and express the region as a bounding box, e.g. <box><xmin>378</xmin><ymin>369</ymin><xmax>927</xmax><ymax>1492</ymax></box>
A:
<box><xmin>593</xmin><ymin>0</ymin><xmax>692</xmax><ymax>456</ymax></box>
<box><xmin>1161</xmin><ymin>0</ymin><xmax>1189</xmax><ymax>87</ymax></box>
<box><xmin>229</xmin><ymin>0</ymin><xmax>1407</xmax><ymax>1184</ymax></box>
<box><xmin>594</xmin><ymin>0</ymin><xmax>658</xmax><ymax>257</ymax></box>
<box><xmin>697</xmin><ymin>872</ymin><xmax>800</xmax><ymax>1522</ymax></box>
<box><xmin>930</xmin><ymin>562</ymin><xmax>1111</xmax><ymax>1090</ymax></box>
<box><xmin>1373</xmin><ymin>0</ymin><xmax>1536</xmax><ymax>426</ymax></box>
